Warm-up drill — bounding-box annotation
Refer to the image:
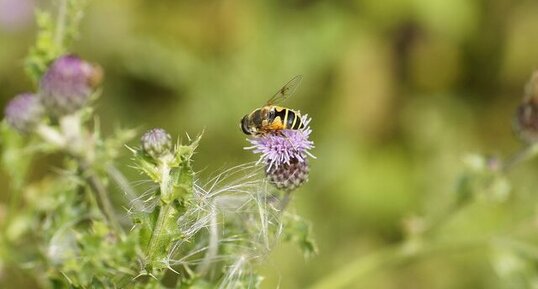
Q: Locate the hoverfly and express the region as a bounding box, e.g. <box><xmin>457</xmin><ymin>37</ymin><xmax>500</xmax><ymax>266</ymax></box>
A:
<box><xmin>240</xmin><ymin>75</ymin><xmax>305</xmax><ymax>136</ymax></box>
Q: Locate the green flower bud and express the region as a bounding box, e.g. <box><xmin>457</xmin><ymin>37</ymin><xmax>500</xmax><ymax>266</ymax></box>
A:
<box><xmin>141</xmin><ymin>128</ymin><xmax>173</xmax><ymax>160</ymax></box>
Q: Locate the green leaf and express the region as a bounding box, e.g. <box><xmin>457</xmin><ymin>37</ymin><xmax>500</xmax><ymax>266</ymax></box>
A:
<box><xmin>282</xmin><ymin>213</ymin><xmax>318</xmax><ymax>259</ymax></box>
<box><xmin>64</xmin><ymin>0</ymin><xmax>88</xmax><ymax>48</ymax></box>
<box><xmin>178</xmin><ymin>277</ymin><xmax>214</xmax><ymax>289</ymax></box>
<box><xmin>0</xmin><ymin>122</ymin><xmax>33</xmax><ymax>190</ymax></box>
<box><xmin>456</xmin><ymin>154</ymin><xmax>512</xmax><ymax>204</ymax></box>
<box><xmin>24</xmin><ymin>0</ymin><xmax>88</xmax><ymax>84</ymax></box>
<box><xmin>25</xmin><ymin>10</ymin><xmax>62</xmax><ymax>84</ymax></box>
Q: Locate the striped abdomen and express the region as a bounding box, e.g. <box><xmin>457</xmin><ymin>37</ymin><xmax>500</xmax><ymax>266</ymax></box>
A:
<box><xmin>267</xmin><ymin>106</ymin><xmax>304</xmax><ymax>131</ymax></box>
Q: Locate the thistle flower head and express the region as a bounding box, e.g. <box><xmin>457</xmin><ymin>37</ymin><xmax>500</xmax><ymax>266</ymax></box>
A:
<box><xmin>245</xmin><ymin>116</ymin><xmax>314</xmax><ymax>191</ymax></box>
<box><xmin>266</xmin><ymin>158</ymin><xmax>309</xmax><ymax>192</ymax></box>
<box><xmin>515</xmin><ymin>100</ymin><xmax>538</xmax><ymax>143</ymax></box>
<box><xmin>514</xmin><ymin>71</ymin><xmax>538</xmax><ymax>143</ymax></box>
<box><xmin>40</xmin><ymin>55</ymin><xmax>103</xmax><ymax>116</ymax></box>
<box><xmin>141</xmin><ymin>128</ymin><xmax>173</xmax><ymax>160</ymax></box>
<box><xmin>4</xmin><ymin>92</ymin><xmax>44</xmax><ymax>133</ymax></box>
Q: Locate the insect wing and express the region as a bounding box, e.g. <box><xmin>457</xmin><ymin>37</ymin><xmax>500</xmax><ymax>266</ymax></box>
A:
<box><xmin>265</xmin><ymin>75</ymin><xmax>303</xmax><ymax>105</ymax></box>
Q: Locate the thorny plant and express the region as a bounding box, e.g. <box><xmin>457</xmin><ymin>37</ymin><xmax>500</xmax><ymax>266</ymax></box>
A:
<box><xmin>0</xmin><ymin>1</ymin><xmax>316</xmax><ymax>289</ymax></box>
<box><xmin>5</xmin><ymin>1</ymin><xmax>538</xmax><ymax>289</ymax></box>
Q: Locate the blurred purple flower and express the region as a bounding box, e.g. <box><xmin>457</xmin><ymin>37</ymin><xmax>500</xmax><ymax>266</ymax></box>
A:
<box><xmin>0</xmin><ymin>0</ymin><xmax>34</xmax><ymax>32</ymax></box>
<box><xmin>40</xmin><ymin>55</ymin><xmax>103</xmax><ymax>116</ymax></box>
<box><xmin>4</xmin><ymin>92</ymin><xmax>44</xmax><ymax>133</ymax></box>
<box><xmin>515</xmin><ymin>71</ymin><xmax>538</xmax><ymax>143</ymax></box>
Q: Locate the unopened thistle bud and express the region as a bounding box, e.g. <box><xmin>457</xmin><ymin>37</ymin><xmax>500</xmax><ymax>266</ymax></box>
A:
<box><xmin>246</xmin><ymin>116</ymin><xmax>315</xmax><ymax>192</ymax></box>
<box><xmin>39</xmin><ymin>55</ymin><xmax>103</xmax><ymax>116</ymax></box>
<box><xmin>515</xmin><ymin>71</ymin><xmax>538</xmax><ymax>143</ymax></box>
<box><xmin>141</xmin><ymin>128</ymin><xmax>173</xmax><ymax>160</ymax></box>
<box><xmin>4</xmin><ymin>93</ymin><xmax>44</xmax><ymax>133</ymax></box>
<box><xmin>266</xmin><ymin>158</ymin><xmax>309</xmax><ymax>192</ymax></box>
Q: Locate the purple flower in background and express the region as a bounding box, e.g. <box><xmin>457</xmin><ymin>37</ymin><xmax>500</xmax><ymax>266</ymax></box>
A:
<box><xmin>4</xmin><ymin>93</ymin><xmax>44</xmax><ymax>133</ymax></box>
<box><xmin>245</xmin><ymin>116</ymin><xmax>315</xmax><ymax>191</ymax></box>
<box><xmin>0</xmin><ymin>0</ymin><xmax>34</xmax><ymax>32</ymax></box>
<box><xmin>40</xmin><ymin>55</ymin><xmax>103</xmax><ymax>116</ymax></box>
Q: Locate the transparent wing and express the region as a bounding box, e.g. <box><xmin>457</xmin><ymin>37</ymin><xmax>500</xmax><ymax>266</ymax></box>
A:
<box><xmin>265</xmin><ymin>75</ymin><xmax>303</xmax><ymax>105</ymax></box>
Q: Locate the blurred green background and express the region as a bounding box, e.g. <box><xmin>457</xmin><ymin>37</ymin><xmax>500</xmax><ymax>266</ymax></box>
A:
<box><xmin>2</xmin><ymin>0</ymin><xmax>538</xmax><ymax>288</ymax></box>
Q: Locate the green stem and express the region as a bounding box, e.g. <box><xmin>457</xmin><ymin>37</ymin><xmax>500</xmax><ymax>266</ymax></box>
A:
<box><xmin>147</xmin><ymin>202</ymin><xmax>172</xmax><ymax>260</ymax></box>
<box><xmin>6</xmin><ymin>185</ymin><xmax>23</xmax><ymax>228</ymax></box>
<box><xmin>107</xmin><ymin>164</ymin><xmax>145</xmax><ymax>212</ymax></box>
<box><xmin>503</xmin><ymin>143</ymin><xmax>538</xmax><ymax>172</ymax></box>
<box><xmin>278</xmin><ymin>191</ymin><xmax>292</xmax><ymax>212</ymax></box>
<box><xmin>422</xmin><ymin>201</ymin><xmax>468</xmax><ymax>238</ymax></box>
<box><xmin>54</xmin><ymin>0</ymin><xmax>68</xmax><ymax>49</ymax></box>
<box><xmin>307</xmin><ymin>238</ymin><xmax>487</xmax><ymax>289</ymax></box>
<box><xmin>36</xmin><ymin>122</ymin><xmax>123</xmax><ymax>234</ymax></box>
<box><xmin>145</xmin><ymin>163</ymin><xmax>177</xmax><ymax>265</ymax></box>
<box><xmin>80</xmin><ymin>161</ymin><xmax>123</xmax><ymax>235</ymax></box>
<box><xmin>197</xmin><ymin>206</ymin><xmax>218</xmax><ymax>275</ymax></box>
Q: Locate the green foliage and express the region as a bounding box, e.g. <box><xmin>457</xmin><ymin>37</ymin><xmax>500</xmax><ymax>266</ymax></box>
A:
<box><xmin>456</xmin><ymin>154</ymin><xmax>511</xmax><ymax>204</ymax></box>
<box><xmin>282</xmin><ymin>213</ymin><xmax>318</xmax><ymax>259</ymax></box>
<box><xmin>25</xmin><ymin>10</ymin><xmax>62</xmax><ymax>85</ymax></box>
<box><xmin>1</xmin><ymin>1</ymin><xmax>311</xmax><ymax>285</ymax></box>
<box><xmin>25</xmin><ymin>0</ymin><xmax>87</xmax><ymax>85</ymax></box>
<box><xmin>490</xmin><ymin>240</ymin><xmax>538</xmax><ymax>289</ymax></box>
<box><xmin>63</xmin><ymin>0</ymin><xmax>88</xmax><ymax>48</ymax></box>
<box><xmin>0</xmin><ymin>121</ymin><xmax>33</xmax><ymax>190</ymax></box>
<box><xmin>7</xmin><ymin>0</ymin><xmax>538</xmax><ymax>288</ymax></box>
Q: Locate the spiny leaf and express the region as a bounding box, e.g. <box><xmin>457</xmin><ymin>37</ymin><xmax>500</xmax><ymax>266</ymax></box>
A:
<box><xmin>283</xmin><ymin>213</ymin><xmax>318</xmax><ymax>259</ymax></box>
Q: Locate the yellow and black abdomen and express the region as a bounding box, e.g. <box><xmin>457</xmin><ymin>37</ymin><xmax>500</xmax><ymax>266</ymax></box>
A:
<box><xmin>271</xmin><ymin>106</ymin><xmax>304</xmax><ymax>130</ymax></box>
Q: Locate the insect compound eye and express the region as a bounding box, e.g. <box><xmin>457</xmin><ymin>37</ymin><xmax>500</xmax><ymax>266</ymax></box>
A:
<box><xmin>240</xmin><ymin>115</ymin><xmax>252</xmax><ymax>135</ymax></box>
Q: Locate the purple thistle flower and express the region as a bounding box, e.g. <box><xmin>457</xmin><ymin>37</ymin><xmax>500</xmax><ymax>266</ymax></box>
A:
<box><xmin>4</xmin><ymin>92</ymin><xmax>44</xmax><ymax>133</ymax></box>
<box><xmin>40</xmin><ymin>55</ymin><xmax>103</xmax><ymax>116</ymax></box>
<box><xmin>0</xmin><ymin>0</ymin><xmax>34</xmax><ymax>32</ymax></box>
<box><xmin>245</xmin><ymin>116</ymin><xmax>315</xmax><ymax>170</ymax></box>
<box><xmin>245</xmin><ymin>115</ymin><xmax>315</xmax><ymax>191</ymax></box>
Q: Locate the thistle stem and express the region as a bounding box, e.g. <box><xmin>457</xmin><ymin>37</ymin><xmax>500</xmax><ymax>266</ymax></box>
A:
<box><xmin>107</xmin><ymin>164</ymin><xmax>144</xmax><ymax>212</ymax></box>
<box><xmin>502</xmin><ymin>143</ymin><xmax>538</xmax><ymax>172</ymax></box>
<box><xmin>35</xmin><ymin>121</ymin><xmax>122</xmax><ymax>233</ymax></box>
<box><xmin>54</xmin><ymin>0</ymin><xmax>68</xmax><ymax>48</ymax></box>
<box><xmin>197</xmin><ymin>206</ymin><xmax>219</xmax><ymax>276</ymax></box>
<box><xmin>80</xmin><ymin>161</ymin><xmax>123</xmax><ymax>235</ymax></box>
<box><xmin>36</xmin><ymin>124</ymin><xmax>66</xmax><ymax>148</ymax></box>
<box><xmin>146</xmin><ymin>163</ymin><xmax>174</xmax><ymax>262</ymax></box>
<box><xmin>147</xmin><ymin>202</ymin><xmax>172</xmax><ymax>260</ymax></box>
<box><xmin>278</xmin><ymin>191</ymin><xmax>292</xmax><ymax>212</ymax></box>
<box><xmin>307</xmin><ymin>238</ymin><xmax>487</xmax><ymax>289</ymax></box>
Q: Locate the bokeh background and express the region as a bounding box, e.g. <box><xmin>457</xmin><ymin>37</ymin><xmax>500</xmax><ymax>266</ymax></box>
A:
<box><xmin>2</xmin><ymin>0</ymin><xmax>538</xmax><ymax>288</ymax></box>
